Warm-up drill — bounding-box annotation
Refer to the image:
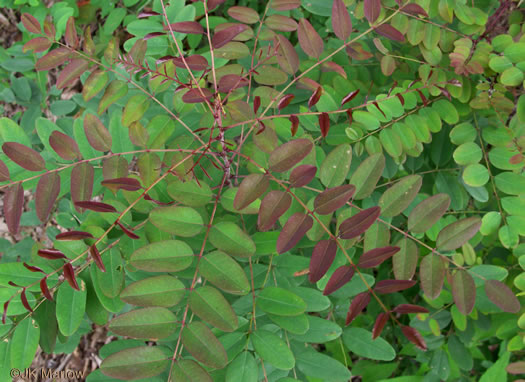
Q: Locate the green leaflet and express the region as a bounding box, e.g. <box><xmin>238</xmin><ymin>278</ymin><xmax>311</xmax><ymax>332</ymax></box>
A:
<box><xmin>109</xmin><ymin>307</ymin><xmax>178</xmax><ymax>339</ymax></box>
<box><xmin>349</xmin><ymin>153</ymin><xmax>385</xmax><ymax>200</ymax></box>
<box><xmin>296</xmin><ymin>349</ymin><xmax>352</xmax><ymax>381</ymax></box>
<box><xmin>209</xmin><ymin>221</ymin><xmax>256</xmax><ymax>257</ymax></box>
<box><xmin>451</xmin><ymin>270</ymin><xmax>476</xmax><ymax>315</ymax></box>
<box><xmin>408</xmin><ymin>193</ymin><xmax>451</xmax><ymax>233</ymax></box>
<box><xmin>95</xmin><ymin>247</ymin><xmax>124</xmax><ymax>298</ymax></box>
<box><xmin>199</xmin><ymin>251</ymin><xmax>250</xmax><ymax>295</ymax></box>
<box><xmin>450</xmin><ymin>122</ymin><xmax>476</xmax><ymax>145</ymax></box>
<box><xmin>89</xmin><ymin>263</ymin><xmax>125</xmax><ymax>314</ymax></box>
<box><xmin>319</xmin><ymin>143</ymin><xmax>352</xmax><ymax>187</ymax></box>
<box><xmin>171</xmin><ymin>359</ymin><xmax>212</xmax><ymax>382</ymax></box>
<box><xmin>254</xmin><ymin>65</ymin><xmax>288</xmax><ymax>85</ymax></box>
<box><xmin>189</xmin><ymin>286</ymin><xmax>238</xmax><ymax>332</ymax></box>
<box><xmin>489</xmin><ymin>147</ymin><xmax>523</xmax><ymax>170</ymax></box>
<box><xmin>420</xmin><ymin>255</ymin><xmax>445</xmax><ymax>299</ymax></box>
<box><xmin>379</xmin><ymin>128</ymin><xmax>403</xmax><ymax>158</ymax></box>
<box><xmin>353</xmin><ymin>111</ymin><xmax>380</xmax><ymax>131</ymax></box>
<box><xmin>480</xmin><ymin>211</ymin><xmax>502</xmax><ymax>235</ymax></box>
<box><xmin>448</xmin><ymin>335</ymin><xmax>473</xmax><ymax>370</ymax></box>
<box><xmin>430</xmin><ymin>349</ymin><xmax>450</xmax><ymax>380</ymax></box>
<box><xmin>342</xmin><ymin>327</ymin><xmax>396</xmax><ymax>361</ymax></box>
<box><xmin>462</xmin><ymin>164</ymin><xmax>489</xmax><ymax>187</ymax></box>
<box><xmin>251</xmin><ymin>329</ymin><xmax>295</xmax><ymax>370</ymax></box>
<box><xmin>257</xmin><ymin>286</ymin><xmax>307</xmax><ymax>316</ymax></box>
<box><xmin>130</xmin><ymin>240</ymin><xmax>194</xmax><ymax>272</ymax></box>
<box><xmin>225</xmin><ymin>351</ymin><xmax>258</xmax><ymax>382</ymax></box>
<box><xmin>432</xmin><ymin>99</ymin><xmax>458</xmax><ymax>124</ymax></box>
<box><xmin>453</xmin><ymin>142</ymin><xmax>482</xmax><ymax>165</ymax></box>
<box><xmin>267</xmin><ymin>313</ymin><xmax>310</xmax><ymax>334</ymax></box>
<box><xmin>479</xmin><ymin>351</ymin><xmax>510</xmax><ymax>382</ymax></box>
<box><xmin>379</xmin><ymin>175</ymin><xmax>422</xmax><ymax>217</ymax></box>
<box><xmin>167</xmin><ymin>178</ymin><xmax>213</xmax><ymax>207</ymax></box>
<box><xmin>149</xmin><ymin>206</ymin><xmax>203</xmax><ymax>237</ymax></box>
<box><xmin>290</xmin><ymin>315</ymin><xmax>342</xmax><ymax>343</ymax></box>
<box><xmin>289</xmin><ymin>286</ymin><xmax>331</xmax><ymax>312</ymax></box>
<box><xmin>393</xmin><ymin>238</ymin><xmax>419</xmax><ymax>280</ymax></box>
<box><xmin>98</xmin><ymin>80</ymin><xmax>128</xmax><ymax>115</ymax></box>
<box><xmin>436</xmin><ymin>217</ymin><xmax>482</xmax><ymax>251</ymax></box>
<box><xmin>56</xmin><ymin>280</ymin><xmax>87</xmax><ymax>337</ymax></box>
<box><xmin>469</xmin><ymin>264</ymin><xmax>508</xmax><ymax>287</ymax></box>
<box><xmin>120</xmin><ymin>275</ymin><xmax>186</xmax><ymax>307</ymax></box>
<box><xmin>10</xmin><ymin>316</ymin><xmax>40</xmax><ymax>370</ymax></box>
<box><xmin>33</xmin><ymin>300</ymin><xmax>57</xmax><ymax>354</ymax></box>
<box><xmin>84</xmin><ymin>274</ymin><xmax>110</xmax><ymax>326</ymax></box>
<box><xmin>122</xmin><ymin>94</ymin><xmax>150</xmax><ymax>127</ymax></box>
<box><xmin>494</xmin><ymin>172</ymin><xmax>525</xmax><ymax>195</ymax></box>
<box><xmin>100</xmin><ymin>346</ymin><xmax>169</xmax><ymax>380</ymax></box>
<box><xmin>182</xmin><ymin>322</ymin><xmax>228</xmax><ymax>369</ymax></box>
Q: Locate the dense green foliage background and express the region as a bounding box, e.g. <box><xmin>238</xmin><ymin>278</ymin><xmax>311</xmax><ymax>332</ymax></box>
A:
<box><xmin>0</xmin><ymin>0</ymin><xmax>524</xmax><ymax>381</ymax></box>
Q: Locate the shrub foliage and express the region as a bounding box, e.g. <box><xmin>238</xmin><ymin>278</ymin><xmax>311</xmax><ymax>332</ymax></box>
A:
<box><xmin>0</xmin><ymin>0</ymin><xmax>524</xmax><ymax>380</ymax></box>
